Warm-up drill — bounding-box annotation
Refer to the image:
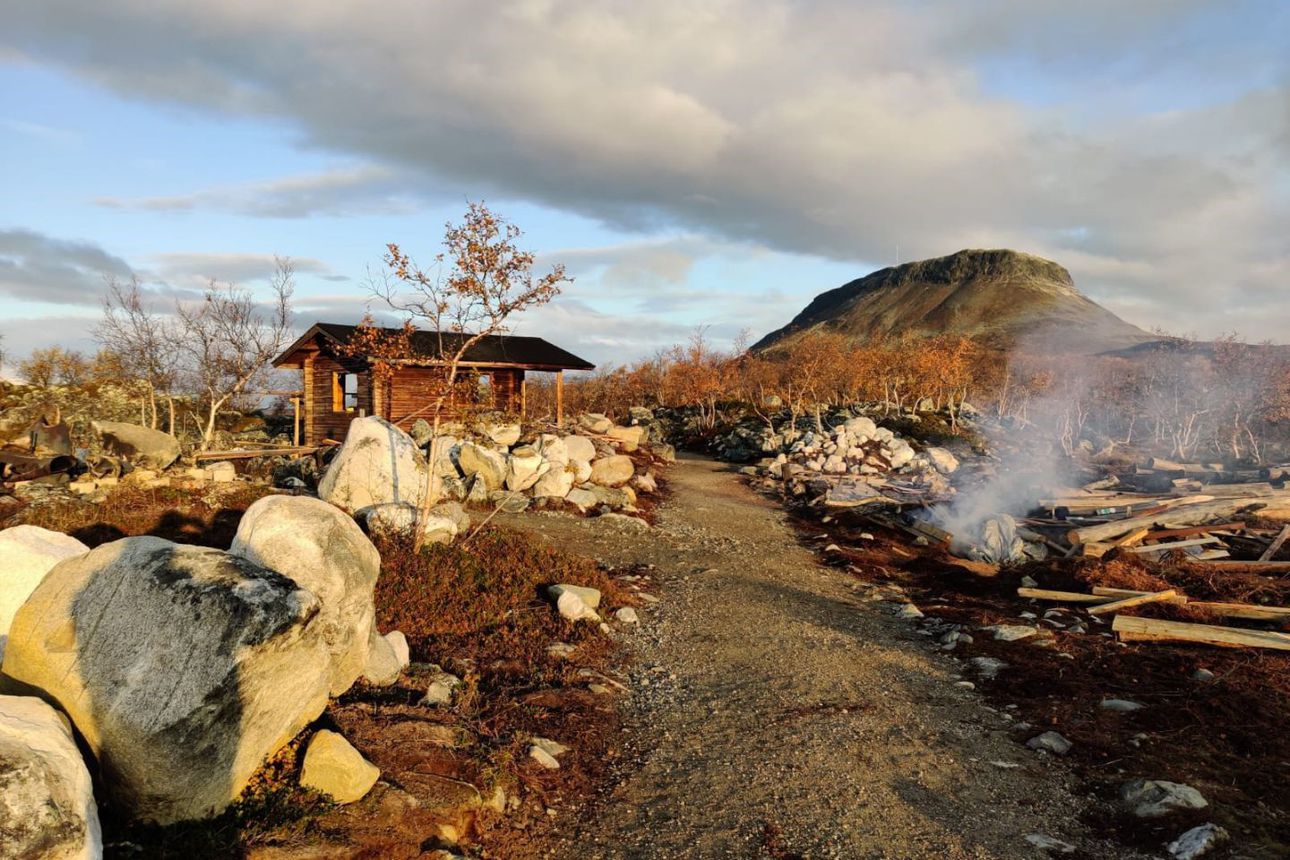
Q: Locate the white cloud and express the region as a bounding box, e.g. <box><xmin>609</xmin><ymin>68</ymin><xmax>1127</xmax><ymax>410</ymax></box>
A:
<box><xmin>0</xmin><ymin>0</ymin><xmax>1286</xmax><ymax>339</ymax></box>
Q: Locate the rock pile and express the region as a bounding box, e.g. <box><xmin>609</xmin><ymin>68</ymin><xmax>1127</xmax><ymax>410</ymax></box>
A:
<box><xmin>0</xmin><ymin>495</ymin><xmax>386</xmax><ymax>826</ymax></box>
<box><xmin>718</xmin><ymin>411</ymin><xmax>960</xmax><ymax>505</ymax></box>
<box><xmin>318</xmin><ymin>414</ymin><xmax>666</xmax><ymax>530</ymax></box>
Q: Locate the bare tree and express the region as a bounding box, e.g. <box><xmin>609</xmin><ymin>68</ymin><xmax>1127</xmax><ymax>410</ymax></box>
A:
<box><xmin>95</xmin><ymin>276</ymin><xmax>180</xmax><ymax>431</ymax></box>
<box><xmin>175</xmin><ymin>258</ymin><xmax>295</xmax><ymax>452</ymax></box>
<box><xmin>370</xmin><ymin>202</ymin><xmax>571</xmax><ymax>547</ymax></box>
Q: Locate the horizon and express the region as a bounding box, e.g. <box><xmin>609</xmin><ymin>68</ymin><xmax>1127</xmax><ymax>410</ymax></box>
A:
<box><xmin>1</xmin><ymin>1</ymin><xmax>1287</xmax><ymax>368</ymax></box>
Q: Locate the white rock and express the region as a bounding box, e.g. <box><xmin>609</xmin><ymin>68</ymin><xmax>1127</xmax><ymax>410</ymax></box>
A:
<box><xmin>421</xmin><ymin>668</ymin><xmax>461</xmax><ymax>706</ymax></box>
<box><xmin>606</xmin><ymin>425</ymin><xmax>646</xmax><ymax>452</ymax></box>
<box><xmin>896</xmin><ymin>603</ymin><xmax>924</xmax><ymax>620</ymax></box>
<box><xmin>299</xmin><ymin>730</ymin><xmax>379</xmax><ymax>804</ymax></box>
<box><xmin>535</xmin><ymin>434</ymin><xmax>569</xmax><ymax>466</ymax></box>
<box><xmin>562</xmin><ymin>435</ymin><xmax>598</xmax><ymax>463</ymax></box>
<box><xmin>1024</xmin><ymin>834</ymin><xmax>1075</xmax><ymax>855</ymax></box>
<box><xmin>598</xmin><ymin>512</ymin><xmax>649</xmax><ymax>530</ymax></box>
<box><xmin>456</xmin><ymin>441</ymin><xmax>508</xmax><ymax>492</ymax></box>
<box><xmin>1100</xmin><ymin>698</ymin><xmax>1144</xmax><ymax>713</ymax></box>
<box><xmin>530</xmin><ymin>736</ymin><xmax>570</xmax><ymax>757</ymax></box>
<box><xmin>2</xmin><ymin>537</ymin><xmax>336</xmax><ymax>823</ymax></box>
<box><xmin>983</xmin><ymin>624</ymin><xmax>1039</xmax><ymax>642</ymax></box>
<box><xmin>533</xmin><ymin>467</ymin><xmax>575</xmax><ymax>499</ymax></box>
<box><xmin>969</xmin><ymin>656</ymin><xmax>1008</xmax><ymax>679</ymax></box>
<box><xmin>361</xmin><ymin>628</ymin><xmax>403</xmax><ymax>686</ymax></box>
<box><xmin>318</xmin><ymin>416</ymin><xmax>428</xmax><ymax>513</ymax></box>
<box><xmin>1026</xmin><ymin>731</ymin><xmax>1073</xmax><ymax>755</ymax></box>
<box><xmin>577</xmin><ymin>413</ymin><xmax>613</xmax><ymax>435</ymax></box>
<box><xmin>589</xmin><ymin>455</ymin><xmax>634</xmax><ymax>487</ymax></box>
<box><xmin>480</xmin><ymin>420</ymin><xmax>521</xmax><ymax>448</ymax></box>
<box><xmin>0</xmin><ymin>695</ymin><xmax>102</xmax><ymax>860</ymax></box>
<box><xmin>548</xmin><ymin>583</ymin><xmax>601</xmax><ymax>609</ymax></box>
<box><xmin>614</xmin><ymin>606</ymin><xmax>639</xmax><ymax>624</ymax></box>
<box><xmin>204</xmin><ymin>460</ymin><xmax>237</xmax><ymax>483</ymax></box>
<box><xmin>924</xmin><ymin>447</ymin><xmax>960</xmax><ymax>474</ymax></box>
<box><xmin>632</xmin><ymin>472</ymin><xmax>658</xmax><ymax>494</ymax></box>
<box><xmin>506</xmin><ymin>445</ymin><xmax>549</xmax><ymax>492</ymax></box>
<box><xmin>91</xmin><ymin>421</ymin><xmax>181</xmax><ymax>470</ymax></box>
<box><xmin>385</xmin><ymin>630</ymin><xmax>410</xmax><ymax>669</ymax></box>
<box><xmin>0</xmin><ymin>525</ymin><xmax>88</xmax><ymax>657</ymax></box>
<box><xmin>1167</xmin><ymin>823</ymin><xmax>1229</xmax><ymax>859</ymax></box>
<box><xmin>565</xmin><ymin>487</ymin><xmax>599</xmax><ymax>511</ymax></box>
<box><xmin>363</xmin><ymin>503</ymin><xmax>458</xmax><ymax>544</ymax></box>
<box><xmin>1120</xmin><ymin>779</ymin><xmax>1208</xmax><ymax>819</ymax></box>
<box><xmin>528</xmin><ymin>744</ymin><xmax>560</xmax><ymax>769</ymax></box>
<box><xmin>230</xmin><ymin>495</ymin><xmax>381</xmax><ymax>695</ymax></box>
<box><xmin>555</xmin><ymin>590</ymin><xmax>600</xmax><ymax>623</ymax></box>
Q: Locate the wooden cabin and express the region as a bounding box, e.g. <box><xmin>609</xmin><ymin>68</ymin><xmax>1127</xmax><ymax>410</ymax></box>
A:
<box><xmin>273</xmin><ymin>322</ymin><xmax>595</xmax><ymax>444</ymax></box>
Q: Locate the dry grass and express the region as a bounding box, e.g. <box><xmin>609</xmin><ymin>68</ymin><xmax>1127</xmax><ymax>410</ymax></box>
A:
<box><xmin>11</xmin><ymin>483</ymin><xmax>275</xmax><ymax>548</ymax></box>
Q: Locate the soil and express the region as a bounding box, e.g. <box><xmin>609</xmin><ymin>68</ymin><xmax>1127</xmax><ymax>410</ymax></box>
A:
<box><xmin>498</xmin><ymin>454</ymin><xmax>1145</xmax><ymax>859</ymax></box>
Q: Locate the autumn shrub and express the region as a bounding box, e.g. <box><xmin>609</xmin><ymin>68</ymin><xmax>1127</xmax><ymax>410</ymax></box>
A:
<box><xmin>372</xmin><ymin>526</ymin><xmax>629</xmax><ymax>666</ymax></box>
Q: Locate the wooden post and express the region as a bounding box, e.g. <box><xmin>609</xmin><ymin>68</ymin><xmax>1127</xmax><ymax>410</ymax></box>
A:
<box><xmin>520</xmin><ymin>379</ymin><xmax>528</xmax><ymax>419</ymax></box>
<box><xmin>292</xmin><ymin>395</ymin><xmax>301</xmax><ymax>446</ymax></box>
<box><xmin>555</xmin><ymin>370</ymin><xmax>564</xmax><ymax>427</ymax></box>
<box><xmin>302</xmin><ymin>357</ymin><xmax>315</xmax><ymax>446</ymax></box>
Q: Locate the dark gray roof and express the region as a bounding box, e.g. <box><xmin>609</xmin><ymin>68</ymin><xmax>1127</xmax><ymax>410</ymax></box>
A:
<box><xmin>274</xmin><ymin>322</ymin><xmax>594</xmax><ymax>371</ymax></box>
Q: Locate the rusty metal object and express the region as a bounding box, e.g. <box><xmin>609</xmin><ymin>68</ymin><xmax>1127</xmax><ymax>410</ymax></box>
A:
<box><xmin>0</xmin><ymin>451</ymin><xmax>77</xmax><ymax>483</ymax></box>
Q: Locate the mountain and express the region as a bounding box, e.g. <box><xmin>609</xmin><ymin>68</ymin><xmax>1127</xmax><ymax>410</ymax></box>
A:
<box><xmin>752</xmin><ymin>249</ymin><xmax>1152</xmax><ymax>354</ymax></box>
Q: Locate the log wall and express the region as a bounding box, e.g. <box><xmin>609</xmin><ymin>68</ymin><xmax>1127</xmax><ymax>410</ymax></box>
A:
<box><xmin>383</xmin><ymin>366</ymin><xmax>524</xmax><ymax>431</ymax></box>
<box><xmin>304</xmin><ymin>354</ymin><xmax>371</xmax><ymax>444</ymax></box>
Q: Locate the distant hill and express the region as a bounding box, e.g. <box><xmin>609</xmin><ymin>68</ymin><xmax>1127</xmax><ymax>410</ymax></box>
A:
<box><xmin>752</xmin><ymin>249</ymin><xmax>1153</xmax><ymax>354</ymax></box>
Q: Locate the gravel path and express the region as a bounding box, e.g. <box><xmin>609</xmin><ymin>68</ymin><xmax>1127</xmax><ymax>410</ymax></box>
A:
<box><xmin>504</xmin><ymin>454</ymin><xmax>1135</xmax><ymax>859</ymax></box>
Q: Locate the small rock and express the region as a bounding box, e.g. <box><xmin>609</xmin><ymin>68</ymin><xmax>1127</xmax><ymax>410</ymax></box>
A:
<box><xmin>421</xmin><ymin>668</ymin><xmax>461</xmax><ymax>706</ymax></box>
<box><xmin>555</xmin><ymin>590</ymin><xmax>600</xmax><ymax>623</ymax></box>
<box><xmin>530</xmin><ymin>736</ymin><xmax>569</xmax><ymax>758</ymax></box>
<box><xmin>895</xmin><ymin>603</ymin><xmax>924</xmax><ymax>620</ymax></box>
<box><xmin>1167</xmin><ymin>823</ymin><xmax>1229</xmax><ymax>859</ymax></box>
<box><xmin>528</xmin><ymin>745</ymin><xmax>560</xmax><ymax>770</ymax></box>
<box><xmin>1026</xmin><ymin>731</ymin><xmax>1073</xmax><ymax>756</ymax></box>
<box><xmin>983</xmin><ymin>624</ymin><xmax>1039</xmax><ymax>642</ymax></box>
<box><xmin>1120</xmin><ymin>779</ymin><xmax>1208</xmax><ymax>819</ymax></box>
<box><xmin>1191</xmin><ymin>668</ymin><xmax>1215</xmax><ymax>683</ymax></box>
<box><xmin>385</xmin><ymin>631</ymin><xmax>410</xmax><ymax>669</ymax></box>
<box><xmin>547</xmin><ymin>642</ymin><xmax>576</xmax><ymax>659</ymax></box>
<box><xmin>1100</xmin><ymin>698</ymin><xmax>1143</xmax><ymax>713</ymax></box>
<box><xmin>1025</xmin><ymin>833</ymin><xmax>1075</xmax><ymax>854</ymax></box>
<box><xmin>548</xmin><ymin>584</ymin><xmax>601</xmax><ymax>609</ymax></box>
<box><xmin>969</xmin><ymin>656</ymin><xmax>1009</xmax><ymax>680</ymax></box>
<box><xmin>300</xmin><ymin>730</ymin><xmax>380</xmax><ymax>804</ymax></box>
<box><xmin>614</xmin><ymin>607</ymin><xmax>639</xmax><ymax>624</ymax></box>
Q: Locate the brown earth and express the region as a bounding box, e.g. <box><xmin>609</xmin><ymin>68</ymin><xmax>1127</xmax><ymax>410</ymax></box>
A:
<box><xmin>500</xmin><ymin>455</ymin><xmax>1144</xmax><ymax>859</ymax></box>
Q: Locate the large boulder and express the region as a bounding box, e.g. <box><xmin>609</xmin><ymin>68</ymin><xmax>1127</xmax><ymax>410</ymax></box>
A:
<box><xmin>456</xmin><ymin>442</ymin><xmax>507</xmax><ymax>492</ymax></box>
<box><xmin>1</xmin><ymin>537</ymin><xmax>335</xmax><ymax>823</ymax></box>
<box><xmin>229</xmin><ymin>496</ymin><xmax>380</xmax><ymax>696</ymax></box>
<box><xmin>0</xmin><ymin>526</ymin><xmax>88</xmax><ymax>658</ymax></box>
<box><xmin>562</xmin><ymin>435</ymin><xmax>597</xmax><ymax>464</ymax></box>
<box><xmin>318</xmin><ymin>416</ymin><xmax>427</xmax><ymax>514</ymax></box>
<box><xmin>506</xmin><ymin>445</ymin><xmax>549</xmax><ymax>492</ymax></box>
<box><xmin>91</xmin><ymin>421</ymin><xmax>180</xmax><ymax>470</ymax></box>
<box><xmin>0</xmin><ymin>695</ymin><xmax>102</xmax><ymax>860</ymax></box>
<box><xmin>535</xmin><ymin>434</ymin><xmax>569</xmax><ymax>466</ymax></box>
<box><xmin>589</xmin><ymin>455</ymin><xmax>635</xmax><ymax>487</ymax></box>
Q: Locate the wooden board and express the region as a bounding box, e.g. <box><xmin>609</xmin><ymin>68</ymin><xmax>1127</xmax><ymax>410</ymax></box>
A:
<box><xmin>1088</xmin><ymin>589</ymin><xmax>1178</xmax><ymax>616</ymax></box>
<box><xmin>1112</xmin><ymin>527</ymin><xmax>1151</xmax><ymax>548</ymax></box>
<box><xmin>1258</xmin><ymin>524</ymin><xmax>1290</xmax><ymax>562</ymax></box>
<box><xmin>1017</xmin><ymin>587</ymin><xmax>1115</xmax><ymax>604</ymax></box>
<box><xmin>1113</xmin><ymin>615</ymin><xmax>1290</xmax><ymax>651</ymax></box>
<box><xmin>1127</xmin><ymin>536</ymin><xmax>1220</xmax><ymax>554</ymax></box>
<box><xmin>1066</xmin><ymin>498</ymin><xmax>1271</xmax><ymax>545</ymax></box>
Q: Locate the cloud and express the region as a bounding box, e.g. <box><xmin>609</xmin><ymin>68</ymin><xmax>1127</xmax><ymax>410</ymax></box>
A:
<box><xmin>149</xmin><ymin>251</ymin><xmax>347</xmax><ymax>285</ymax></box>
<box><xmin>2</xmin><ymin>1</ymin><xmax>1287</xmax><ymax>339</ymax></box>
<box><xmin>0</xmin><ymin>227</ymin><xmax>135</xmax><ymax>305</ymax></box>
<box><xmin>94</xmin><ymin>164</ymin><xmax>429</xmax><ymax>218</ymax></box>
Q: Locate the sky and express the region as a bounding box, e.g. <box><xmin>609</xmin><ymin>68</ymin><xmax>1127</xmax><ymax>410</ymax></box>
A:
<box><xmin>0</xmin><ymin>0</ymin><xmax>1286</xmax><ymax>372</ymax></box>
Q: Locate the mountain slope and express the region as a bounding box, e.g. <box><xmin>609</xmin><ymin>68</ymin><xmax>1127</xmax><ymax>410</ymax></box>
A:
<box><xmin>753</xmin><ymin>249</ymin><xmax>1151</xmax><ymax>354</ymax></box>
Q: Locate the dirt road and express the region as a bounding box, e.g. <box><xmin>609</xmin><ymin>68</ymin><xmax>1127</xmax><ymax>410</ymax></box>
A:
<box><xmin>503</xmin><ymin>455</ymin><xmax>1136</xmax><ymax>859</ymax></box>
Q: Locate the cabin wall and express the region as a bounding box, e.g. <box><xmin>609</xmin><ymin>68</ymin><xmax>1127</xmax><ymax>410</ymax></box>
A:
<box><xmin>304</xmin><ymin>354</ymin><xmax>372</xmax><ymax>444</ymax></box>
<box><xmin>383</xmin><ymin>366</ymin><xmax>524</xmax><ymax>431</ymax></box>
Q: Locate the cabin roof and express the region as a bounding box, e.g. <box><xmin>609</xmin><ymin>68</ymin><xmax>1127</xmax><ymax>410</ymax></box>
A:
<box><xmin>273</xmin><ymin>321</ymin><xmax>595</xmax><ymax>371</ymax></box>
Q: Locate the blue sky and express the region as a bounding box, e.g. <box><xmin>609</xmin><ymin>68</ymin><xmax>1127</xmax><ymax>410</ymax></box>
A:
<box><xmin>1</xmin><ymin>1</ymin><xmax>1286</xmax><ymax>369</ymax></box>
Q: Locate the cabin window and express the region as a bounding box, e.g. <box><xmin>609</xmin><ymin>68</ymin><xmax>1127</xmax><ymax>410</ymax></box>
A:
<box><xmin>332</xmin><ymin>372</ymin><xmax>359</xmax><ymax>412</ymax></box>
<box><xmin>476</xmin><ymin>373</ymin><xmax>493</xmax><ymax>406</ymax></box>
